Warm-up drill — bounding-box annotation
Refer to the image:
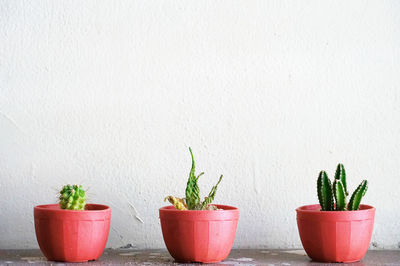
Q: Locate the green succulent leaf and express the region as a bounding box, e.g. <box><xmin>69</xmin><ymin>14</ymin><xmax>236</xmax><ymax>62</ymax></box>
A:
<box><xmin>185</xmin><ymin>147</ymin><xmax>201</xmax><ymax>210</ymax></box>
<box><xmin>317</xmin><ymin>171</ymin><xmax>334</xmax><ymax>211</ymax></box>
<box><xmin>348</xmin><ymin>180</ymin><xmax>368</xmax><ymax>210</ymax></box>
<box><xmin>335</xmin><ymin>163</ymin><xmax>348</xmax><ymax>196</ymax></box>
<box><xmin>196</xmin><ymin>172</ymin><xmax>204</xmax><ymax>181</ymax></box>
<box><xmin>333</xmin><ymin>179</ymin><xmax>346</xmax><ymax>211</ymax></box>
<box><xmin>201</xmin><ymin>175</ymin><xmax>223</xmax><ymax>210</ymax></box>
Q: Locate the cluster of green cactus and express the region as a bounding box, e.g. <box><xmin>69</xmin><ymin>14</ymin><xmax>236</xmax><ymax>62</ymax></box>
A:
<box><xmin>59</xmin><ymin>184</ymin><xmax>86</xmax><ymax>210</ymax></box>
<box><xmin>165</xmin><ymin>147</ymin><xmax>223</xmax><ymax>210</ymax></box>
<box><xmin>317</xmin><ymin>163</ymin><xmax>368</xmax><ymax>211</ymax></box>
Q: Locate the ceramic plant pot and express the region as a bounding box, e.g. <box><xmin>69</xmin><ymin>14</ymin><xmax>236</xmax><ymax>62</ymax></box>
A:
<box><xmin>34</xmin><ymin>204</ymin><xmax>111</xmax><ymax>262</ymax></box>
<box><xmin>296</xmin><ymin>204</ymin><xmax>375</xmax><ymax>263</ymax></box>
<box><xmin>159</xmin><ymin>204</ymin><xmax>239</xmax><ymax>263</ymax></box>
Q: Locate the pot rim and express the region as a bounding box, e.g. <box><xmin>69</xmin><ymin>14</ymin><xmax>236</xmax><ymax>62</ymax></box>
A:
<box><xmin>159</xmin><ymin>204</ymin><xmax>239</xmax><ymax>213</ymax></box>
<box><xmin>296</xmin><ymin>204</ymin><xmax>375</xmax><ymax>213</ymax></box>
<box><xmin>296</xmin><ymin>204</ymin><xmax>375</xmax><ymax>222</ymax></box>
<box><xmin>34</xmin><ymin>203</ymin><xmax>111</xmax><ymax>213</ymax></box>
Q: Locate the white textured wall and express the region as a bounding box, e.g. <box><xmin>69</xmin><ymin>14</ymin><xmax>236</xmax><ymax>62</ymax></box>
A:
<box><xmin>1</xmin><ymin>1</ymin><xmax>400</xmax><ymax>250</ymax></box>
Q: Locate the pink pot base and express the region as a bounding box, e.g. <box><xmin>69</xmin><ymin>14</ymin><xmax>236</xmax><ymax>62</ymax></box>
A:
<box><xmin>34</xmin><ymin>204</ymin><xmax>111</xmax><ymax>262</ymax></box>
<box><xmin>159</xmin><ymin>205</ymin><xmax>239</xmax><ymax>263</ymax></box>
<box><xmin>296</xmin><ymin>204</ymin><xmax>375</xmax><ymax>263</ymax></box>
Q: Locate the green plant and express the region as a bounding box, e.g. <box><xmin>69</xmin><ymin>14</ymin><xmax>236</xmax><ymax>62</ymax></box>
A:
<box><xmin>59</xmin><ymin>184</ymin><xmax>86</xmax><ymax>210</ymax></box>
<box><xmin>164</xmin><ymin>147</ymin><xmax>223</xmax><ymax>210</ymax></box>
<box><xmin>317</xmin><ymin>164</ymin><xmax>368</xmax><ymax>211</ymax></box>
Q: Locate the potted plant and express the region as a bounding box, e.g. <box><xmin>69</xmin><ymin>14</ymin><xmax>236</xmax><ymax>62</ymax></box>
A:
<box><xmin>34</xmin><ymin>185</ymin><xmax>111</xmax><ymax>262</ymax></box>
<box><xmin>296</xmin><ymin>164</ymin><xmax>375</xmax><ymax>263</ymax></box>
<box><xmin>160</xmin><ymin>148</ymin><xmax>239</xmax><ymax>263</ymax></box>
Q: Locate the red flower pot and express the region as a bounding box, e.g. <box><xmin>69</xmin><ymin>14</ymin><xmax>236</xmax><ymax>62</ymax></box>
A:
<box><xmin>159</xmin><ymin>205</ymin><xmax>239</xmax><ymax>263</ymax></box>
<box><xmin>296</xmin><ymin>204</ymin><xmax>375</xmax><ymax>263</ymax></box>
<box><xmin>34</xmin><ymin>204</ymin><xmax>111</xmax><ymax>262</ymax></box>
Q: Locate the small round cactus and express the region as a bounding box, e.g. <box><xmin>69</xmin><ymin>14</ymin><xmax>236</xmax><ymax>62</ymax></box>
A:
<box><xmin>59</xmin><ymin>184</ymin><xmax>86</xmax><ymax>210</ymax></box>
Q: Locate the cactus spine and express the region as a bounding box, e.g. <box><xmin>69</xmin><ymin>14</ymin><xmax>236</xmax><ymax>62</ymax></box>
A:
<box><xmin>317</xmin><ymin>164</ymin><xmax>368</xmax><ymax>211</ymax></box>
<box><xmin>59</xmin><ymin>184</ymin><xmax>86</xmax><ymax>210</ymax></box>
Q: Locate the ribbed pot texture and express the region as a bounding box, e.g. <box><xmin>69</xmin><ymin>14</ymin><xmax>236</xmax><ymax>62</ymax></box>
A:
<box><xmin>34</xmin><ymin>204</ymin><xmax>111</xmax><ymax>262</ymax></box>
<box><xmin>159</xmin><ymin>205</ymin><xmax>239</xmax><ymax>263</ymax></box>
<box><xmin>296</xmin><ymin>204</ymin><xmax>375</xmax><ymax>263</ymax></box>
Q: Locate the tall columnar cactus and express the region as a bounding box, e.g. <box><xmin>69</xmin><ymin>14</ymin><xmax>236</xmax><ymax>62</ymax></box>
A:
<box><xmin>317</xmin><ymin>171</ymin><xmax>334</xmax><ymax>211</ymax></box>
<box><xmin>348</xmin><ymin>180</ymin><xmax>368</xmax><ymax>211</ymax></box>
<box><xmin>59</xmin><ymin>184</ymin><xmax>86</xmax><ymax>210</ymax></box>
<box><xmin>317</xmin><ymin>164</ymin><xmax>368</xmax><ymax>211</ymax></box>
<box><xmin>333</xmin><ymin>179</ymin><xmax>346</xmax><ymax>211</ymax></box>
<box><xmin>165</xmin><ymin>147</ymin><xmax>224</xmax><ymax>210</ymax></box>
<box><xmin>335</xmin><ymin>163</ymin><xmax>348</xmax><ymax>196</ymax></box>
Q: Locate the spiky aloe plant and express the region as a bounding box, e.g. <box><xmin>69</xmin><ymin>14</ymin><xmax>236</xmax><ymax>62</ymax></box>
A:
<box><xmin>165</xmin><ymin>147</ymin><xmax>223</xmax><ymax>210</ymax></box>
<box><xmin>317</xmin><ymin>164</ymin><xmax>368</xmax><ymax>211</ymax></box>
<box><xmin>185</xmin><ymin>148</ymin><xmax>202</xmax><ymax>210</ymax></box>
<box><xmin>59</xmin><ymin>184</ymin><xmax>86</xmax><ymax>210</ymax></box>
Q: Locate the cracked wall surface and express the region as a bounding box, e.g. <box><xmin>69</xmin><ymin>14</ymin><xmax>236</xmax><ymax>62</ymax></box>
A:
<box><xmin>0</xmin><ymin>1</ymin><xmax>400</xmax><ymax>249</ymax></box>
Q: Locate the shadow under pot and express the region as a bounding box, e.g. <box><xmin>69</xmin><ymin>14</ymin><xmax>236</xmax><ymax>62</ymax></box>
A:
<box><xmin>34</xmin><ymin>204</ymin><xmax>111</xmax><ymax>262</ymax></box>
<box><xmin>159</xmin><ymin>205</ymin><xmax>239</xmax><ymax>263</ymax></box>
<box><xmin>296</xmin><ymin>204</ymin><xmax>375</xmax><ymax>263</ymax></box>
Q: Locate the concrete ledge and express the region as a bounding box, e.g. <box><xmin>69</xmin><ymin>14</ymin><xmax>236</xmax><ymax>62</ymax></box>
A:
<box><xmin>0</xmin><ymin>249</ymin><xmax>399</xmax><ymax>265</ymax></box>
